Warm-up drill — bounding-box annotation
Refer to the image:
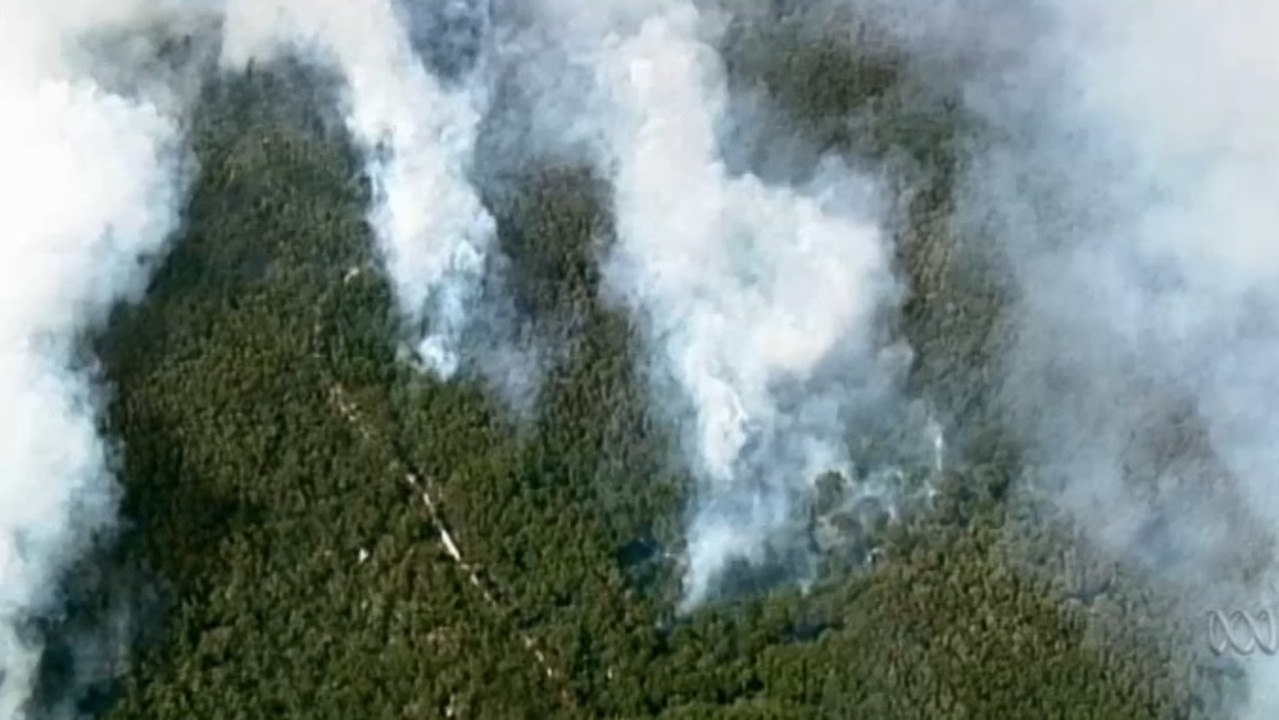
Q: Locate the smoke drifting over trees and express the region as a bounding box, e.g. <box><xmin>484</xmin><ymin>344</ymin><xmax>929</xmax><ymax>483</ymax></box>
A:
<box><xmin>0</xmin><ymin>1</ymin><xmax>193</xmax><ymax>715</ymax></box>
<box><xmin>3</xmin><ymin>0</ymin><xmax>1278</xmax><ymax>718</ymax></box>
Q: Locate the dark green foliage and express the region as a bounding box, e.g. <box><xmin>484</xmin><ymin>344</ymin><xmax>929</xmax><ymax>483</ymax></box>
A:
<box><xmin>84</xmin><ymin>14</ymin><xmax>1237</xmax><ymax>720</ymax></box>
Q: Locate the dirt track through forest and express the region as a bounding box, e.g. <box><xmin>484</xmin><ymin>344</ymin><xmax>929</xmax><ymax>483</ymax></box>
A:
<box><xmin>312</xmin><ymin>265</ymin><xmax>578</xmax><ymax>712</ymax></box>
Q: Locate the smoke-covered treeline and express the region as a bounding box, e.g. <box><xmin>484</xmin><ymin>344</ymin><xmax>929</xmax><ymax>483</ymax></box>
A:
<box><xmin>0</xmin><ymin>1</ymin><xmax>200</xmax><ymax>716</ymax></box>
<box><xmin>4</xmin><ymin>0</ymin><xmax>1278</xmax><ymax>718</ymax></box>
<box><xmin>89</xmin><ymin>57</ymin><xmax>1214</xmax><ymax>720</ymax></box>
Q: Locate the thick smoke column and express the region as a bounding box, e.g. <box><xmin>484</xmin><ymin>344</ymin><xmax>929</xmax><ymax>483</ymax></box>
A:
<box><xmin>220</xmin><ymin>0</ymin><xmax>496</xmax><ymax>379</ymax></box>
<box><xmin>851</xmin><ymin>0</ymin><xmax>1279</xmax><ymax>715</ymax></box>
<box><xmin>0</xmin><ymin>0</ymin><xmax>189</xmax><ymax>716</ymax></box>
<box><xmin>537</xmin><ymin>1</ymin><xmax>906</xmax><ymax>608</ymax></box>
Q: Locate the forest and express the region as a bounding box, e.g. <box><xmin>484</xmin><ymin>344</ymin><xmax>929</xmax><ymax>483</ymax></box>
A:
<box><xmin>26</xmin><ymin>7</ymin><xmax>1253</xmax><ymax>720</ymax></box>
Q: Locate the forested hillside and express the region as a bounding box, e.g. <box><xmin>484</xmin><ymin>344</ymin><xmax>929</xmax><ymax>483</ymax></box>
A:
<box><xmin>59</xmin><ymin>19</ymin><xmax>1246</xmax><ymax>720</ymax></box>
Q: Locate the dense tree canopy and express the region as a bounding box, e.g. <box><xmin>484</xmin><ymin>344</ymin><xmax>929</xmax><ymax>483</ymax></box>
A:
<box><xmin>41</xmin><ymin>14</ymin><xmax>1249</xmax><ymax>720</ymax></box>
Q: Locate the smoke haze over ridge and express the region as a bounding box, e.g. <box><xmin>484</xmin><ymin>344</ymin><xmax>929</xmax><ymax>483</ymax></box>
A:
<box><xmin>0</xmin><ymin>1</ymin><xmax>192</xmax><ymax>716</ymax></box>
<box><xmin>11</xmin><ymin>0</ymin><xmax>1279</xmax><ymax>715</ymax></box>
<box><xmin>514</xmin><ymin>0</ymin><xmax>922</xmax><ymax>608</ymax></box>
<box><xmin>220</xmin><ymin>0</ymin><xmax>501</xmax><ymax>384</ymax></box>
<box><xmin>842</xmin><ymin>1</ymin><xmax>1279</xmax><ymax>715</ymax></box>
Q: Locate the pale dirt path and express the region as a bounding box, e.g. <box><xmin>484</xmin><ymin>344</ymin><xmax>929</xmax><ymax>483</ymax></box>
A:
<box><xmin>313</xmin><ymin>266</ymin><xmax>577</xmax><ymax>712</ymax></box>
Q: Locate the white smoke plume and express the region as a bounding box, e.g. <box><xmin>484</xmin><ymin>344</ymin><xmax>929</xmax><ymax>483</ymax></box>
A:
<box><xmin>844</xmin><ymin>0</ymin><xmax>1279</xmax><ymax>715</ymax></box>
<box><xmin>219</xmin><ymin>0</ymin><xmax>498</xmax><ymax>380</ymax></box>
<box><xmin>526</xmin><ymin>1</ymin><xmax>910</xmax><ymax>609</ymax></box>
<box><xmin>0</xmin><ymin>0</ymin><xmax>191</xmax><ymax>716</ymax></box>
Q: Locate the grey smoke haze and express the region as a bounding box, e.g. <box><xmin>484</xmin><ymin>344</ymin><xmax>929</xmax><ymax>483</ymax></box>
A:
<box><xmin>220</xmin><ymin>0</ymin><xmax>501</xmax><ymax>383</ymax></box>
<box><xmin>216</xmin><ymin>0</ymin><xmax>933</xmax><ymax>609</ymax></box>
<box><xmin>15</xmin><ymin>0</ymin><xmax>1277</xmax><ymax>713</ymax></box>
<box><xmin>847</xmin><ymin>0</ymin><xmax>1279</xmax><ymax>715</ymax></box>
<box><xmin>0</xmin><ymin>0</ymin><xmax>192</xmax><ymax>716</ymax></box>
<box><xmin>0</xmin><ymin>1</ymin><xmax>533</xmax><ymax>713</ymax></box>
<box><xmin>218</xmin><ymin>0</ymin><xmax>549</xmax><ymax>415</ymax></box>
<box><xmin>521</xmin><ymin>0</ymin><xmax>919</xmax><ymax>609</ymax></box>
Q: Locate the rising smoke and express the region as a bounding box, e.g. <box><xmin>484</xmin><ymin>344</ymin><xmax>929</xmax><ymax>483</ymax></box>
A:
<box><xmin>213</xmin><ymin>0</ymin><xmax>940</xmax><ymax>612</ymax></box>
<box><xmin>846</xmin><ymin>0</ymin><xmax>1279</xmax><ymax>715</ymax></box>
<box><xmin>220</xmin><ymin>0</ymin><xmax>503</xmax><ymax>383</ymax></box>
<box><xmin>517</xmin><ymin>0</ymin><xmax>923</xmax><ymax>609</ymax></box>
<box><xmin>14</xmin><ymin>0</ymin><xmax>1279</xmax><ymax>714</ymax></box>
<box><xmin>0</xmin><ymin>1</ymin><xmax>194</xmax><ymax>716</ymax></box>
<box><xmin>596</xmin><ymin>7</ymin><xmax>905</xmax><ymax>610</ymax></box>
